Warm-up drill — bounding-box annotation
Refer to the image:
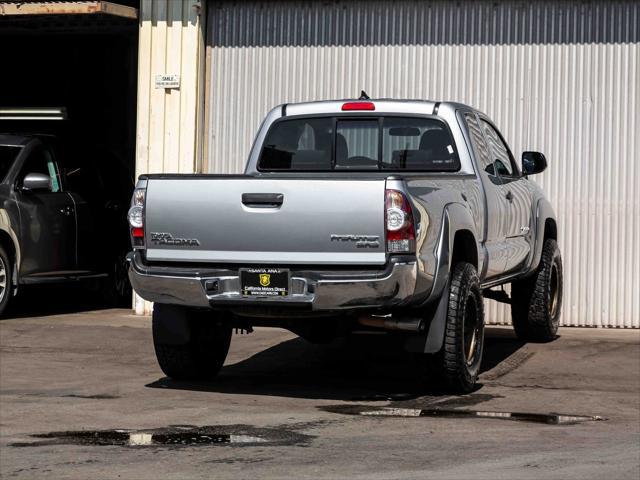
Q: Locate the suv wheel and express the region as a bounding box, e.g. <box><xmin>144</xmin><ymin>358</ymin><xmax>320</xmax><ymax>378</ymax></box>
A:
<box><xmin>429</xmin><ymin>262</ymin><xmax>485</xmax><ymax>393</ymax></box>
<box><xmin>152</xmin><ymin>304</ymin><xmax>232</xmax><ymax>381</ymax></box>
<box><xmin>511</xmin><ymin>239</ymin><xmax>563</xmax><ymax>342</ymax></box>
<box><xmin>0</xmin><ymin>246</ymin><xmax>12</xmax><ymax>317</ymax></box>
<box><xmin>97</xmin><ymin>252</ymin><xmax>132</xmax><ymax>307</ymax></box>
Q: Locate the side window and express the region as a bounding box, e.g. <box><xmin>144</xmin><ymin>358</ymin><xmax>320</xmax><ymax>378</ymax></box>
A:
<box><xmin>18</xmin><ymin>146</ymin><xmax>61</xmax><ymax>192</ymax></box>
<box><xmin>480</xmin><ymin>119</ymin><xmax>517</xmax><ymax>177</ymax></box>
<box><xmin>463</xmin><ymin>112</ymin><xmax>494</xmax><ymax>175</ymax></box>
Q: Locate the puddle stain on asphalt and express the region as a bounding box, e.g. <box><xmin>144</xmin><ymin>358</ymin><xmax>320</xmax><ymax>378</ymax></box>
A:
<box><xmin>10</xmin><ymin>425</ymin><xmax>312</xmax><ymax>448</ymax></box>
<box><xmin>60</xmin><ymin>394</ymin><xmax>120</xmax><ymax>400</ymax></box>
<box><xmin>321</xmin><ymin>405</ymin><xmax>606</xmax><ymax>425</ymax></box>
<box><xmin>0</xmin><ymin>390</ymin><xmax>120</xmax><ymax>400</ymax></box>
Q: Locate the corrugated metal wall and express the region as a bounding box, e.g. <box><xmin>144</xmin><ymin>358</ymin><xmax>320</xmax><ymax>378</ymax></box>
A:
<box><xmin>205</xmin><ymin>0</ymin><xmax>640</xmax><ymax>327</ymax></box>
<box><xmin>135</xmin><ymin>0</ymin><xmax>206</xmax><ymax>314</ymax></box>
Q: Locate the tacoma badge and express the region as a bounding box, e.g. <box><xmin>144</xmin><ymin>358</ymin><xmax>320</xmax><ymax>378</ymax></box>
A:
<box><xmin>150</xmin><ymin>232</ymin><xmax>200</xmax><ymax>247</ymax></box>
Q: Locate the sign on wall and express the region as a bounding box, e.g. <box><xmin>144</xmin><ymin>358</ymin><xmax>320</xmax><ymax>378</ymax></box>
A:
<box><xmin>155</xmin><ymin>74</ymin><xmax>180</xmax><ymax>89</ymax></box>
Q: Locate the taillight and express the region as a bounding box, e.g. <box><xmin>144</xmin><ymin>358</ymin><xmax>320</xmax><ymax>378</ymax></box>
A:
<box><xmin>128</xmin><ymin>187</ymin><xmax>146</xmax><ymax>248</ymax></box>
<box><xmin>341</xmin><ymin>101</ymin><xmax>375</xmax><ymax>111</ymax></box>
<box><xmin>385</xmin><ymin>189</ymin><xmax>415</xmax><ymax>254</ymax></box>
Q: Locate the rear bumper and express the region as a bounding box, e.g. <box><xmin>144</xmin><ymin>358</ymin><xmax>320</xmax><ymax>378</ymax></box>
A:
<box><xmin>128</xmin><ymin>252</ymin><xmax>418</xmax><ymax>312</ymax></box>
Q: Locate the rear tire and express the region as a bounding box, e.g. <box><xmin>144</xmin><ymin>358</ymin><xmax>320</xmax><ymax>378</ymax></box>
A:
<box><xmin>430</xmin><ymin>262</ymin><xmax>485</xmax><ymax>393</ymax></box>
<box><xmin>0</xmin><ymin>246</ymin><xmax>12</xmax><ymax>317</ymax></box>
<box><xmin>152</xmin><ymin>305</ymin><xmax>232</xmax><ymax>381</ymax></box>
<box><xmin>511</xmin><ymin>239</ymin><xmax>563</xmax><ymax>342</ymax></box>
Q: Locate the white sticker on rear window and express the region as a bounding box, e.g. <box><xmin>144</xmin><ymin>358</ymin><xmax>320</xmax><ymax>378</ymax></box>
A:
<box><xmin>447</xmin><ymin>145</ymin><xmax>454</xmax><ymax>154</ymax></box>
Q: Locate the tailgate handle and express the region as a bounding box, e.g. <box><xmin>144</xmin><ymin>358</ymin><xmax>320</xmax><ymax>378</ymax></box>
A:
<box><xmin>242</xmin><ymin>193</ymin><xmax>284</xmax><ymax>208</ymax></box>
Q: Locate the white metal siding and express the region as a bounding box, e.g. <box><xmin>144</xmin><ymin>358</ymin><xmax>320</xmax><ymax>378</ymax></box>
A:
<box><xmin>136</xmin><ymin>0</ymin><xmax>206</xmax><ymax>178</ymax></box>
<box><xmin>205</xmin><ymin>1</ymin><xmax>640</xmax><ymax>327</ymax></box>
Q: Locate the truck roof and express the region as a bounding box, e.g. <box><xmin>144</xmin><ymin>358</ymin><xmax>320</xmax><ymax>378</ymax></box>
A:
<box><xmin>280</xmin><ymin>99</ymin><xmax>479</xmax><ymax>118</ymax></box>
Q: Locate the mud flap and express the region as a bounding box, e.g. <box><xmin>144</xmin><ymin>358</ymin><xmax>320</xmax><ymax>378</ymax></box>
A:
<box><xmin>403</xmin><ymin>280</ymin><xmax>450</xmax><ymax>354</ymax></box>
<box><xmin>152</xmin><ymin>304</ymin><xmax>192</xmax><ymax>345</ymax></box>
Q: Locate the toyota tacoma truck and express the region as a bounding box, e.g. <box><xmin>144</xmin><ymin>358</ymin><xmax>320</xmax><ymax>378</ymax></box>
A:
<box><xmin>128</xmin><ymin>98</ymin><xmax>563</xmax><ymax>393</ymax></box>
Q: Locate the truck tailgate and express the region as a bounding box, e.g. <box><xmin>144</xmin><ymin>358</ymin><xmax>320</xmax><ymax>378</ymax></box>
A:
<box><xmin>144</xmin><ymin>177</ymin><xmax>386</xmax><ymax>265</ymax></box>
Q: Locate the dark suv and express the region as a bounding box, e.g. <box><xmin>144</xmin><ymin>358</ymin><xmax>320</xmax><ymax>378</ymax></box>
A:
<box><xmin>0</xmin><ymin>134</ymin><xmax>133</xmax><ymax>316</ymax></box>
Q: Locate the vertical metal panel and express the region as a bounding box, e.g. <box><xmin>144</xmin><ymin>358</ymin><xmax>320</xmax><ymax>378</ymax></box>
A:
<box><xmin>206</xmin><ymin>1</ymin><xmax>640</xmax><ymax>327</ymax></box>
<box><xmin>135</xmin><ymin>0</ymin><xmax>206</xmax><ymax>314</ymax></box>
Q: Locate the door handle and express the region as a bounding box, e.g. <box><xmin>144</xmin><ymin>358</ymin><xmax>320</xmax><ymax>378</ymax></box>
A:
<box><xmin>241</xmin><ymin>193</ymin><xmax>284</xmax><ymax>208</ymax></box>
<box><xmin>505</xmin><ymin>191</ymin><xmax>514</xmax><ymax>202</ymax></box>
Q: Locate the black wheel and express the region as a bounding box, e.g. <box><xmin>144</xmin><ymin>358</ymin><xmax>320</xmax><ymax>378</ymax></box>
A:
<box><xmin>0</xmin><ymin>246</ymin><xmax>12</xmax><ymax>317</ymax></box>
<box><xmin>511</xmin><ymin>239</ymin><xmax>563</xmax><ymax>342</ymax></box>
<box><xmin>152</xmin><ymin>304</ymin><xmax>232</xmax><ymax>381</ymax></box>
<box><xmin>99</xmin><ymin>252</ymin><xmax>132</xmax><ymax>307</ymax></box>
<box><xmin>430</xmin><ymin>262</ymin><xmax>485</xmax><ymax>393</ymax></box>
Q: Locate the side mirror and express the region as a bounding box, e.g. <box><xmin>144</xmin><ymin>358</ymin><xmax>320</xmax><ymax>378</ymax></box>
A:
<box><xmin>522</xmin><ymin>151</ymin><xmax>547</xmax><ymax>175</ymax></box>
<box><xmin>22</xmin><ymin>173</ymin><xmax>52</xmax><ymax>192</ymax></box>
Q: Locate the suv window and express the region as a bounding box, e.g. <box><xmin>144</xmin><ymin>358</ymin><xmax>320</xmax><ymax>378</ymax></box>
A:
<box><xmin>259</xmin><ymin>116</ymin><xmax>460</xmax><ymax>172</ymax></box>
<box><xmin>0</xmin><ymin>145</ymin><xmax>22</xmax><ymax>182</ymax></box>
<box><xmin>480</xmin><ymin>119</ymin><xmax>517</xmax><ymax>177</ymax></box>
<box><xmin>18</xmin><ymin>145</ymin><xmax>61</xmax><ymax>192</ymax></box>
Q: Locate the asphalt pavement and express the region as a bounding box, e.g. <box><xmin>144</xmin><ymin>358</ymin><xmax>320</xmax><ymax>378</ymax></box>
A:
<box><xmin>1</xmin><ymin>302</ymin><xmax>638</xmax><ymax>479</ymax></box>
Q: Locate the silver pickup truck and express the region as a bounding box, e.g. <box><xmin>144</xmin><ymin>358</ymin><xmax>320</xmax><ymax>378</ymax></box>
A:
<box><xmin>128</xmin><ymin>99</ymin><xmax>563</xmax><ymax>393</ymax></box>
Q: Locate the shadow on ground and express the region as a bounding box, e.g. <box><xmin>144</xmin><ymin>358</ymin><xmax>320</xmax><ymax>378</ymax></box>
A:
<box><xmin>146</xmin><ymin>327</ymin><xmax>528</xmax><ymax>401</ymax></box>
<box><xmin>3</xmin><ymin>283</ymin><xmax>116</xmax><ymax>319</ymax></box>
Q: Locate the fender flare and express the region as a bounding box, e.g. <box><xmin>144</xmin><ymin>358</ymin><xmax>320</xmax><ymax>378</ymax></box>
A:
<box><xmin>0</xmin><ymin>214</ymin><xmax>21</xmax><ymax>290</ymax></box>
<box><xmin>406</xmin><ymin>202</ymin><xmax>480</xmax><ymax>354</ymax></box>
<box><xmin>527</xmin><ymin>197</ymin><xmax>557</xmax><ymax>274</ymax></box>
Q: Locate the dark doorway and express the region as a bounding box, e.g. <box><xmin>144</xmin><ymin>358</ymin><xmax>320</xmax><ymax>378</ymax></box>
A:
<box><xmin>0</xmin><ymin>7</ymin><xmax>139</xmax><ymax>316</ymax></box>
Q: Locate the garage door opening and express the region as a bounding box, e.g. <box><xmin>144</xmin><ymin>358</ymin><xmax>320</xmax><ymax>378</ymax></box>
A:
<box><xmin>0</xmin><ymin>2</ymin><xmax>139</xmax><ymax>317</ymax></box>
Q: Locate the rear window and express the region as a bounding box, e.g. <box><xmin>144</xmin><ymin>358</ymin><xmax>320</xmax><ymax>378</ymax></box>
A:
<box><xmin>0</xmin><ymin>145</ymin><xmax>22</xmax><ymax>182</ymax></box>
<box><xmin>258</xmin><ymin>116</ymin><xmax>460</xmax><ymax>172</ymax></box>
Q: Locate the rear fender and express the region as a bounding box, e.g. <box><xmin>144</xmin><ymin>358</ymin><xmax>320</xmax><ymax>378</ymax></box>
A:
<box><xmin>406</xmin><ymin>202</ymin><xmax>479</xmax><ymax>354</ymax></box>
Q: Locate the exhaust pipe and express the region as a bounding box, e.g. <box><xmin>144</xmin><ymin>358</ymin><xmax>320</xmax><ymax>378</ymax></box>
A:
<box><xmin>358</xmin><ymin>315</ymin><xmax>425</xmax><ymax>333</ymax></box>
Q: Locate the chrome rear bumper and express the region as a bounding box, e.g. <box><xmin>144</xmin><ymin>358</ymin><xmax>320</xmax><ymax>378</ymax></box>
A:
<box><xmin>128</xmin><ymin>252</ymin><xmax>418</xmax><ymax>312</ymax></box>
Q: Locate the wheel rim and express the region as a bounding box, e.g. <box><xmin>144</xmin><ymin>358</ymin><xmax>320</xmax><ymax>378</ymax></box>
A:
<box><xmin>549</xmin><ymin>263</ymin><xmax>559</xmax><ymax>318</ymax></box>
<box><xmin>0</xmin><ymin>256</ymin><xmax>6</xmax><ymax>304</ymax></box>
<box><xmin>114</xmin><ymin>254</ymin><xmax>128</xmax><ymax>296</ymax></box>
<box><xmin>463</xmin><ymin>295</ymin><xmax>481</xmax><ymax>366</ymax></box>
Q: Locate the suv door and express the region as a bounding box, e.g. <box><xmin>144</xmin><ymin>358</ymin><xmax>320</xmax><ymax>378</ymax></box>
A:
<box><xmin>62</xmin><ymin>162</ymin><xmax>102</xmax><ymax>274</ymax></box>
<box><xmin>461</xmin><ymin>111</ymin><xmax>510</xmax><ymax>279</ymax></box>
<box><xmin>13</xmin><ymin>142</ymin><xmax>77</xmax><ymax>278</ymax></box>
<box><xmin>479</xmin><ymin>118</ymin><xmax>533</xmax><ymax>273</ymax></box>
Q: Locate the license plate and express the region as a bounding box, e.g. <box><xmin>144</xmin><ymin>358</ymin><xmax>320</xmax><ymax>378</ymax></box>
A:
<box><xmin>240</xmin><ymin>268</ymin><xmax>289</xmax><ymax>297</ymax></box>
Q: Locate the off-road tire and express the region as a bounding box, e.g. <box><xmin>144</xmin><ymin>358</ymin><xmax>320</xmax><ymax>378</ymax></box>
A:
<box><xmin>511</xmin><ymin>239</ymin><xmax>563</xmax><ymax>342</ymax></box>
<box><xmin>0</xmin><ymin>246</ymin><xmax>11</xmax><ymax>317</ymax></box>
<box><xmin>431</xmin><ymin>262</ymin><xmax>485</xmax><ymax>393</ymax></box>
<box><xmin>153</xmin><ymin>307</ymin><xmax>232</xmax><ymax>381</ymax></box>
